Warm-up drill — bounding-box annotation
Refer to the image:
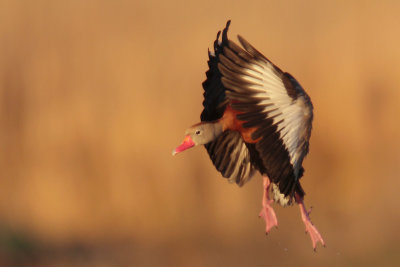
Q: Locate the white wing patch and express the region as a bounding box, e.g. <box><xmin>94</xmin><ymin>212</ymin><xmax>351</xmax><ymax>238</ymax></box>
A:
<box><xmin>240</xmin><ymin>60</ymin><xmax>310</xmax><ymax>171</ymax></box>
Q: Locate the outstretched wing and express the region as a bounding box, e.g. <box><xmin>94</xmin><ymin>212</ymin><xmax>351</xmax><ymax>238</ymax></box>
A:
<box><xmin>201</xmin><ymin>21</ymin><xmax>256</xmax><ymax>186</ymax></box>
<box><xmin>217</xmin><ymin>33</ymin><xmax>313</xmax><ymax>196</ymax></box>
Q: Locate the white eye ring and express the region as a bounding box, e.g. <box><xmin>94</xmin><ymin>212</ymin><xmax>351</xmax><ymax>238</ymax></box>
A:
<box><xmin>195</xmin><ymin>130</ymin><xmax>201</xmax><ymax>135</ymax></box>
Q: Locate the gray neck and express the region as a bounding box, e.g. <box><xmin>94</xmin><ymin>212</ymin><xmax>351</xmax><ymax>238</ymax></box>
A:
<box><xmin>210</xmin><ymin>121</ymin><xmax>223</xmax><ymax>141</ymax></box>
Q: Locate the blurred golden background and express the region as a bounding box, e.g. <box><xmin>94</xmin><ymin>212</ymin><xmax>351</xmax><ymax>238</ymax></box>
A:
<box><xmin>0</xmin><ymin>0</ymin><xmax>399</xmax><ymax>266</ymax></box>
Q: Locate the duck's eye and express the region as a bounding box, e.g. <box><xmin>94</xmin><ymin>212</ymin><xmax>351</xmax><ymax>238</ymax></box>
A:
<box><xmin>195</xmin><ymin>130</ymin><xmax>201</xmax><ymax>135</ymax></box>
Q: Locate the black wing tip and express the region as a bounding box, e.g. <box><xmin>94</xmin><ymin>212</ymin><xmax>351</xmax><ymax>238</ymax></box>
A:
<box><xmin>236</xmin><ymin>35</ymin><xmax>249</xmax><ymax>50</ymax></box>
<box><xmin>201</xmin><ymin>20</ymin><xmax>232</xmax><ymax>122</ymax></box>
<box><xmin>237</xmin><ymin>34</ymin><xmax>245</xmax><ymax>44</ymax></box>
<box><xmin>214</xmin><ymin>20</ymin><xmax>231</xmax><ymax>46</ymax></box>
<box><xmin>222</xmin><ymin>20</ymin><xmax>231</xmax><ymax>43</ymax></box>
<box><xmin>237</xmin><ymin>33</ymin><xmax>284</xmax><ymax>75</ymax></box>
<box><xmin>237</xmin><ymin>34</ymin><xmax>266</xmax><ymax>60</ymax></box>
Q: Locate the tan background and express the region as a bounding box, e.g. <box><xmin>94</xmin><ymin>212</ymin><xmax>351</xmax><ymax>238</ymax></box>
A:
<box><xmin>0</xmin><ymin>0</ymin><xmax>399</xmax><ymax>266</ymax></box>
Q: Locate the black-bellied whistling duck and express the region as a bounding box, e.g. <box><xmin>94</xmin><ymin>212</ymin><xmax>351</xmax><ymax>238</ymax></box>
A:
<box><xmin>173</xmin><ymin>21</ymin><xmax>325</xmax><ymax>250</ymax></box>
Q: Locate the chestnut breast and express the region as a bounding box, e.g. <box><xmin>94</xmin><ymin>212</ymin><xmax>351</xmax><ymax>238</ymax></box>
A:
<box><xmin>220</xmin><ymin>105</ymin><xmax>260</xmax><ymax>144</ymax></box>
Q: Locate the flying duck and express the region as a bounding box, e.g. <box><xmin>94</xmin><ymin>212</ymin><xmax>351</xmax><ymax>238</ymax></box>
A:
<box><xmin>173</xmin><ymin>21</ymin><xmax>324</xmax><ymax>250</ymax></box>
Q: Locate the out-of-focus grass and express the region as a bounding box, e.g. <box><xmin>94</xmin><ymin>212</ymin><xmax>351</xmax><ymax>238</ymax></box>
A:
<box><xmin>0</xmin><ymin>0</ymin><xmax>400</xmax><ymax>266</ymax></box>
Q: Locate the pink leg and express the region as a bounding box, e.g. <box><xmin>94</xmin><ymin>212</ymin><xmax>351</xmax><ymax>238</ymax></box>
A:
<box><xmin>295</xmin><ymin>193</ymin><xmax>325</xmax><ymax>250</ymax></box>
<box><xmin>259</xmin><ymin>176</ymin><xmax>278</xmax><ymax>234</ymax></box>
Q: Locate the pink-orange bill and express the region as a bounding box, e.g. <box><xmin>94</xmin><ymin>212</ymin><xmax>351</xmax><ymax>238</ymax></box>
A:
<box><xmin>172</xmin><ymin>135</ymin><xmax>195</xmax><ymax>155</ymax></box>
